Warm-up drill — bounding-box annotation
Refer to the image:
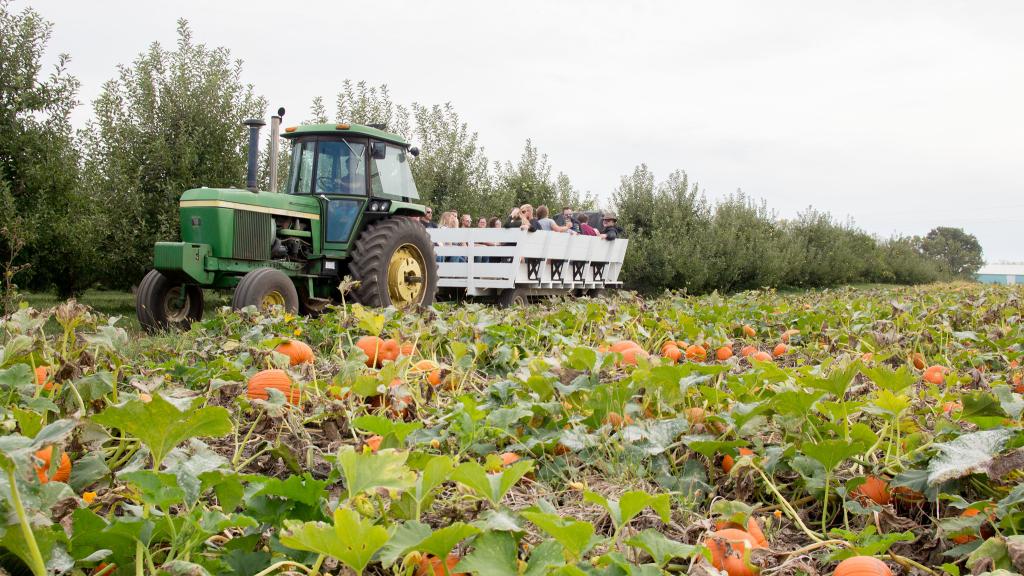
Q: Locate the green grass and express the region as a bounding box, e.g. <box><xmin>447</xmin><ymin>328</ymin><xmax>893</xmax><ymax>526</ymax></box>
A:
<box><xmin>19</xmin><ymin>289</ymin><xmax>230</xmax><ymax>334</ymax></box>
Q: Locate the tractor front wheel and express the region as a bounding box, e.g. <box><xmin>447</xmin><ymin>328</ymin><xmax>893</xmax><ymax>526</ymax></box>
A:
<box><xmin>350</xmin><ymin>217</ymin><xmax>438</xmax><ymax>308</ymax></box>
<box><xmin>231</xmin><ymin>268</ymin><xmax>299</xmax><ymax>313</ymax></box>
<box><xmin>136</xmin><ymin>270</ymin><xmax>204</xmax><ymax>332</ymax></box>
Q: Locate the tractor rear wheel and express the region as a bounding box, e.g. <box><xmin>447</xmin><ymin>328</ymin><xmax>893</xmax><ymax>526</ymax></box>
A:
<box><xmin>231</xmin><ymin>268</ymin><xmax>299</xmax><ymax>313</ymax></box>
<box><xmin>136</xmin><ymin>270</ymin><xmax>204</xmax><ymax>332</ymax></box>
<box><xmin>350</xmin><ymin>217</ymin><xmax>438</xmax><ymax>308</ymax></box>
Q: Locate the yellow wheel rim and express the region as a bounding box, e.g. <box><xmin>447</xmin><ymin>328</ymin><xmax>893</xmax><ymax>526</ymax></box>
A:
<box><xmin>261</xmin><ymin>291</ymin><xmax>285</xmax><ymax>309</ymax></box>
<box><xmin>387</xmin><ymin>244</ymin><xmax>426</xmax><ymax>307</ymax></box>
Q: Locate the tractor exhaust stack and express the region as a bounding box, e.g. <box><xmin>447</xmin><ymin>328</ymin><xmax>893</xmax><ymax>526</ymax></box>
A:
<box><xmin>269</xmin><ymin>108</ymin><xmax>285</xmax><ymax>193</ymax></box>
<box><xmin>242</xmin><ymin>118</ymin><xmax>266</xmax><ymax>192</ymax></box>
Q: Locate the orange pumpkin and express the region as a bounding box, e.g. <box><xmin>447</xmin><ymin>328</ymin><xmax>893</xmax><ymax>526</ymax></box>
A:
<box><xmin>500</xmin><ymin>452</ymin><xmax>520</xmax><ymax>466</ymax></box>
<box><xmin>713</xmin><ymin>517</ymin><xmax>765</xmax><ymax>546</ymax></box>
<box><xmin>34</xmin><ymin>365</ymin><xmax>57</xmax><ymax>391</ymax></box>
<box><xmin>662</xmin><ymin>344</ymin><xmax>682</xmax><ymax>363</ymax></box>
<box><xmin>861</xmin><ymin>352</ymin><xmax>874</xmax><ymax>362</ymax></box>
<box><xmin>380</xmin><ymin>338</ymin><xmax>401</xmax><ymax>363</ymax></box>
<box><xmin>275</xmin><ymin>340</ymin><xmax>315</xmax><ymax>365</ymax></box>
<box><xmin>611</xmin><ymin>340</ymin><xmax>642</xmax><ymax>354</ymax></box>
<box><xmin>416</xmin><ymin>554</ymin><xmax>465</xmax><ymax>576</ymax></box>
<box><xmin>950</xmin><ymin>507</ymin><xmax>995</xmax><ymax>544</ymax></box>
<box><xmin>684</xmin><ymin>407</ymin><xmax>706</xmax><ymax>425</ymax></box>
<box><xmin>780</xmin><ymin>329</ymin><xmax>800</xmax><ymax>343</ymax></box>
<box><xmin>740</xmin><ymin>346</ymin><xmax>758</xmax><ymax>358</ymax></box>
<box><xmin>923</xmin><ymin>365</ymin><xmax>946</xmax><ymax>384</ymax></box>
<box><xmin>742</xmin><ymin>324</ymin><xmax>756</xmax><ymax>338</ymax></box>
<box><xmin>605</xmin><ymin>411</ymin><xmax>634</xmax><ymax>428</ymax></box>
<box><xmin>751</xmin><ymin>351</ymin><xmax>772</xmax><ymax>363</ymax></box>
<box><xmin>356</xmin><ymin>336</ymin><xmax>385</xmax><ymax>367</ymax></box>
<box><xmin>910</xmin><ymin>353</ymin><xmax>926</xmax><ymax>370</ymax></box>
<box><xmin>34</xmin><ymin>446</ymin><xmax>71</xmax><ymax>484</ymax></box>
<box><xmin>722</xmin><ymin>447</ymin><xmax>754</xmax><ymax>474</ymax></box>
<box><xmin>400</xmin><ymin>341</ymin><xmax>416</xmax><ymax>356</ymax></box>
<box><xmin>716</xmin><ymin>346</ymin><xmax>734</xmax><ymax>361</ymax></box>
<box><xmin>366</xmin><ymin>435</ymin><xmax>383</xmax><ymax>452</ymax></box>
<box><xmin>247</xmin><ymin>369</ymin><xmax>300</xmax><ymax>404</ymax></box>
<box><xmin>941</xmin><ymin>401</ymin><xmax>962</xmax><ymax>415</ymax></box>
<box><xmin>704</xmin><ymin>528</ymin><xmax>764</xmax><ymax>576</ymax></box>
<box><xmin>853</xmin><ymin>476</ymin><xmax>890</xmax><ymax>506</ymax></box>
<box><xmin>620</xmin><ymin>348</ymin><xmax>649</xmax><ymax>366</ymax></box>
<box><xmin>772</xmin><ymin>343</ymin><xmax>787</xmax><ymax>357</ymax></box>
<box><xmin>833</xmin><ymin>556</ymin><xmax>892</xmax><ymax>576</ymax></box>
<box><xmin>685</xmin><ymin>345</ymin><xmax>707</xmax><ymax>361</ymax></box>
<box><xmin>745</xmin><ymin>517</ymin><xmax>767</xmax><ymax>546</ymax></box>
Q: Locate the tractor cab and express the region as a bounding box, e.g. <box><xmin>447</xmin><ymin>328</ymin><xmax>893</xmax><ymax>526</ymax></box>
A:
<box><xmin>281</xmin><ymin>123</ymin><xmax>424</xmax><ymax>250</ymax></box>
<box><xmin>282</xmin><ymin>123</ymin><xmax>420</xmax><ymax>200</ymax></box>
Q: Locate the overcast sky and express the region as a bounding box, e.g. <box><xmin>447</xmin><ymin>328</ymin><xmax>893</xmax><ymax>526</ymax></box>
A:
<box><xmin>28</xmin><ymin>0</ymin><xmax>1024</xmax><ymax>262</ymax></box>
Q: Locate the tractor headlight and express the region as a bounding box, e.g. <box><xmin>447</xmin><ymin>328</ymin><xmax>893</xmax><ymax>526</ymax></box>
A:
<box><xmin>368</xmin><ymin>200</ymin><xmax>390</xmax><ymax>212</ymax></box>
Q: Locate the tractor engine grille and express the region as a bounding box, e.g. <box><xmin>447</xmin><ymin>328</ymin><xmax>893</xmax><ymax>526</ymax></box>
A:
<box><xmin>233</xmin><ymin>210</ymin><xmax>272</xmax><ymax>260</ymax></box>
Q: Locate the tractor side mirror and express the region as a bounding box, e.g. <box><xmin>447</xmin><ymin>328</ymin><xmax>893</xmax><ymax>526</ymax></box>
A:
<box><xmin>371</xmin><ymin>142</ymin><xmax>387</xmax><ymax>160</ymax></box>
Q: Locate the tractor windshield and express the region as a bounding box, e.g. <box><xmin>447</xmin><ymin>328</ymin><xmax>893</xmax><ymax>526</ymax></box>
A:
<box><xmin>287</xmin><ymin>139</ymin><xmax>367</xmax><ymax>195</ymax></box>
<box><xmin>370</xmin><ymin>144</ymin><xmax>418</xmax><ymax>199</ymax></box>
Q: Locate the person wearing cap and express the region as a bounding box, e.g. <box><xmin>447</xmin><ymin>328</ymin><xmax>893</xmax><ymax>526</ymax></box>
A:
<box><xmin>599</xmin><ymin>212</ymin><xmax>624</xmax><ymax>241</ymax></box>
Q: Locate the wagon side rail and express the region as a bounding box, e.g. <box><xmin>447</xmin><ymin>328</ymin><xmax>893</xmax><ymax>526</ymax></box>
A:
<box><xmin>426</xmin><ymin>228</ymin><xmax>628</xmax><ymax>296</ymax></box>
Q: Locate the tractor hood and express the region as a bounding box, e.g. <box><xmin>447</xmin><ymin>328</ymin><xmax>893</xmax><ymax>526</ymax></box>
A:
<box><xmin>179</xmin><ymin>187</ymin><xmax>320</xmax><ymax>219</ymax></box>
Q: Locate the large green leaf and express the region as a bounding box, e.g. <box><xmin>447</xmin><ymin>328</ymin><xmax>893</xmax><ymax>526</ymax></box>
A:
<box><xmin>451</xmin><ymin>460</ymin><xmax>533</xmax><ymax>507</ymax></box>
<box><xmin>520</xmin><ymin>510</ymin><xmax>602</xmax><ymax>562</ymax></box>
<box><xmin>861</xmin><ymin>365</ymin><xmax>916</xmax><ymax>393</ymax></box>
<box><xmin>280</xmin><ymin>507</ymin><xmax>389</xmax><ymax>576</ymax></box>
<box><xmin>336</xmin><ymin>446</ymin><xmax>416</xmax><ymax>499</ymax></box>
<box><xmin>802</xmin><ymin>439</ymin><xmax>867</xmax><ymax>473</ymax></box>
<box><xmin>455</xmin><ymin>531</ymin><xmax>520</xmax><ymax>576</ymax></box>
<box><xmin>351</xmin><ymin>415</ymin><xmax>422</xmax><ymax>444</ymax></box>
<box><xmin>927</xmin><ymin>429</ymin><xmax>1013</xmax><ymax>485</ymax></box>
<box><xmin>92</xmin><ymin>394</ymin><xmax>231</xmax><ymax>469</ymax></box>
<box><xmin>583</xmin><ymin>490</ymin><xmax>670</xmax><ymax>530</ymax></box>
<box><xmin>625</xmin><ymin>529</ymin><xmax>697</xmax><ymax>568</ymax></box>
<box><xmin>120</xmin><ymin>470</ymin><xmax>186</xmax><ymax>508</ymax></box>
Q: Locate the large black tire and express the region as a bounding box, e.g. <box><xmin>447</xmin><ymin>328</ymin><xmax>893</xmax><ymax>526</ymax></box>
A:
<box><xmin>496</xmin><ymin>287</ymin><xmax>528</xmax><ymax>308</ymax></box>
<box><xmin>350</xmin><ymin>217</ymin><xmax>438</xmax><ymax>308</ymax></box>
<box><xmin>136</xmin><ymin>270</ymin><xmax>204</xmax><ymax>332</ymax></box>
<box><xmin>231</xmin><ymin>268</ymin><xmax>300</xmax><ymax>313</ymax></box>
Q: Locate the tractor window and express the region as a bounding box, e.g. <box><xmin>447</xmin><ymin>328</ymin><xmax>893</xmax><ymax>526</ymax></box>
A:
<box><xmin>287</xmin><ymin>140</ymin><xmax>315</xmax><ymax>194</ymax></box>
<box><xmin>370</xmin><ymin>144</ymin><xmax>417</xmax><ymax>199</ymax></box>
<box><xmin>315</xmin><ymin>140</ymin><xmax>366</xmax><ymax>195</ymax></box>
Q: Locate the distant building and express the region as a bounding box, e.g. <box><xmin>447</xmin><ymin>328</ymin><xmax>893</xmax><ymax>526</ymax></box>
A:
<box><xmin>976</xmin><ymin>264</ymin><xmax>1024</xmax><ymax>285</ymax></box>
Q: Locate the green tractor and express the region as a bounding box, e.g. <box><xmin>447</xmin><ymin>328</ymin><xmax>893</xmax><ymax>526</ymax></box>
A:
<box><xmin>135</xmin><ymin>110</ymin><xmax>438</xmax><ymax>331</ymax></box>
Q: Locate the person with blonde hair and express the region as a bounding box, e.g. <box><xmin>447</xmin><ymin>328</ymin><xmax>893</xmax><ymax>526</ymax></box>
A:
<box><xmin>439</xmin><ymin>211</ymin><xmax>459</xmax><ymax>228</ymax></box>
<box><xmin>506</xmin><ymin>204</ymin><xmax>539</xmax><ymax>232</ymax></box>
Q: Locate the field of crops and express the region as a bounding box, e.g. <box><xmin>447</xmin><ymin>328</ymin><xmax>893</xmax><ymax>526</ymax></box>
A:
<box><xmin>1</xmin><ymin>283</ymin><xmax>1023</xmax><ymax>576</ymax></box>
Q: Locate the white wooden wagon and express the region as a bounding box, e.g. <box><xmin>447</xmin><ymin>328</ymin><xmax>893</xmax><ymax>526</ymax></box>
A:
<box><xmin>426</xmin><ymin>228</ymin><xmax>629</xmax><ymax>306</ymax></box>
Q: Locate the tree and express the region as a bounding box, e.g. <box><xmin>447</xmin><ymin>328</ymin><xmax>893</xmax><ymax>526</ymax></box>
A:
<box><xmin>0</xmin><ymin>0</ymin><xmax>104</xmax><ymax>297</ymax></box>
<box><xmin>81</xmin><ymin>19</ymin><xmax>266</xmax><ymax>288</ymax></box>
<box><xmin>919</xmin><ymin>227</ymin><xmax>984</xmax><ymax>278</ymax></box>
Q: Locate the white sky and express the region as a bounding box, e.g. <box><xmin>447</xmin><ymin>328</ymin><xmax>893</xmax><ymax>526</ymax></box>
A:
<box><xmin>27</xmin><ymin>0</ymin><xmax>1024</xmax><ymax>262</ymax></box>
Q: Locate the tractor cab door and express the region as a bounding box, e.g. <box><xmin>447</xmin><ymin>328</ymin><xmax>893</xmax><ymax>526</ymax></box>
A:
<box><xmin>289</xmin><ymin>136</ymin><xmax>369</xmax><ymax>256</ymax></box>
